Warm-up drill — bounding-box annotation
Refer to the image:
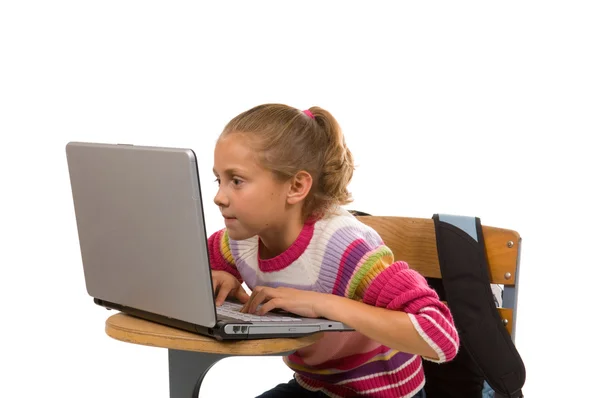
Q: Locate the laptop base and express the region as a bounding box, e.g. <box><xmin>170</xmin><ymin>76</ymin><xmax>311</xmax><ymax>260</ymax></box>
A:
<box><xmin>94</xmin><ymin>298</ymin><xmax>326</xmax><ymax>341</ymax></box>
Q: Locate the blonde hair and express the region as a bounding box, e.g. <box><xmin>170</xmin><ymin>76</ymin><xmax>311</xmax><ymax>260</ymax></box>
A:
<box><xmin>220</xmin><ymin>103</ymin><xmax>354</xmax><ymax>218</ymax></box>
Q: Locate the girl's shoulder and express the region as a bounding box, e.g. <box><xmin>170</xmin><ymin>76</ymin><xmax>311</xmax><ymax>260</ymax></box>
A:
<box><xmin>209</xmin><ymin>228</ymin><xmax>258</xmax><ymax>262</ymax></box>
<box><xmin>313</xmin><ymin>207</ymin><xmax>384</xmax><ymax>248</ymax></box>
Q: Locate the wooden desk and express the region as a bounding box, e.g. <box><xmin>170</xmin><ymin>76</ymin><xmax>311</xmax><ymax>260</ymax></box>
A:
<box><xmin>105</xmin><ymin>313</ymin><xmax>323</xmax><ymax>398</ymax></box>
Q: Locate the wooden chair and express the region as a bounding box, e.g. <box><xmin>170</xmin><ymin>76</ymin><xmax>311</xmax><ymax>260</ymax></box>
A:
<box><xmin>355</xmin><ymin>215</ymin><xmax>522</xmax><ymax>339</ymax></box>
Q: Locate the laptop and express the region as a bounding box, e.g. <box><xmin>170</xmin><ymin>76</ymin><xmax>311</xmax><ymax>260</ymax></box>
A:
<box><xmin>65</xmin><ymin>141</ymin><xmax>353</xmax><ymax>340</ymax></box>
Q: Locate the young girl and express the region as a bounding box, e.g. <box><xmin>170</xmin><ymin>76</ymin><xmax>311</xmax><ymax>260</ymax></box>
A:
<box><xmin>208</xmin><ymin>103</ymin><xmax>459</xmax><ymax>398</ymax></box>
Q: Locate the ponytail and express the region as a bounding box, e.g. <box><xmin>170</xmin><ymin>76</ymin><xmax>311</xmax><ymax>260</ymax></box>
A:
<box><xmin>305</xmin><ymin>107</ymin><xmax>354</xmax><ymax>217</ymax></box>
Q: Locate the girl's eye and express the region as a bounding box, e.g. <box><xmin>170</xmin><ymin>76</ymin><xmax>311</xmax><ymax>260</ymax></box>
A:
<box><xmin>214</xmin><ymin>178</ymin><xmax>221</xmax><ymax>185</ymax></box>
<box><xmin>232</xmin><ymin>178</ymin><xmax>243</xmax><ymax>186</ymax></box>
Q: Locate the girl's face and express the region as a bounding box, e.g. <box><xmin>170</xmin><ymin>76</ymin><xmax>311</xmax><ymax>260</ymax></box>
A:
<box><xmin>212</xmin><ymin>133</ymin><xmax>291</xmax><ymax>241</ymax></box>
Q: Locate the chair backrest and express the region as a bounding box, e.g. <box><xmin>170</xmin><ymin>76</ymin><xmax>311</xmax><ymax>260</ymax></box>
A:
<box><xmin>356</xmin><ymin>215</ymin><xmax>522</xmax><ymax>339</ymax></box>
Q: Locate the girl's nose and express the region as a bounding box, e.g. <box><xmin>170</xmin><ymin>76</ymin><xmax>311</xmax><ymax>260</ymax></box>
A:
<box><xmin>213</xmin><ymin>188</ymin><xmax>229</xmax><ymax>207</ymax></box>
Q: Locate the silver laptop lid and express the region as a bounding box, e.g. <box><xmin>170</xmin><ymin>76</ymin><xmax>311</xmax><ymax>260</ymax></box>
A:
<box><xmin>66</xmin><ymin>142</ymin><xmax>217</xmax><ymax>327</ymax></box>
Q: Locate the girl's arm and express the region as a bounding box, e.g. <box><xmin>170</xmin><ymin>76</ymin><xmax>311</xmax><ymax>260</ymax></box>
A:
<box><xmin>329</xmin><ymin>238</ymin><xmax>459</xmax><ymax>363</ymax></box>
<box><xmin>318</xmin><ymin>294</ymin><xmax>440</xmax><ymax>360</ymax></box>
<box><xmin>332</xmin><ymin>257</ymin><xmax>459</xmax><ymax>363</ymax></box>
<box><xmin>207</xmin><ymin>228</ymin><xmax>243</xmax><ymax>282</ymax></box>
<box><xmin>243</xmin><ymin>261</ymin><xmax>458</xmax><ymax>363</ymax></box>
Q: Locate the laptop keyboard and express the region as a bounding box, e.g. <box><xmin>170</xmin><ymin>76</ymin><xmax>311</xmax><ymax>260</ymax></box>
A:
<box><xmin>217</xmin><ymin>301</ymin><xmax>302</xmax><ymax>322</ymax></box>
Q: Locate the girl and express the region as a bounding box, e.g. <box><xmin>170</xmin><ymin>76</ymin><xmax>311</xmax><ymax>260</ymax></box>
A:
<box><xmin>208</xmin><ymin>104</ymin><xmax>458</xmax><ymax>398</ymax></box>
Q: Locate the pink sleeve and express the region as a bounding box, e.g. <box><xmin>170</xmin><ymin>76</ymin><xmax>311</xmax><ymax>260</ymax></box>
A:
<box><xmin>207</xmin><ymin>229</ymin><xmax>243</xmax><ymax>283</ymax></box>
<box><xmin>362</xmin><ymin>261</ymin><xmax>460</xmax><ymax>363</ymax></box>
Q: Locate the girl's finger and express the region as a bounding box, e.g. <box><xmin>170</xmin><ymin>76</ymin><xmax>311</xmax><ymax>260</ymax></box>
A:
<box><xmin>236</xmin><ymin>287</ymin><xmax>250</xmax><ymax>304</ymax></box>
<box><xmin>212</xmin><ymin>277</ymin><xmax>220</xmax><ymax>294</ymax></box>
<box><xmin>249</xmin><ymin>290</ymin><xmax>271</xmax><ymax>314</ymax></box>
<box><xmin>241</xmin><ymin>291</ymin><xmax>258</xmax><ymax>313</ymax></box>
<box><xmin>257</xmin><ymin>298</ymin><xmax>283</xmax><ymax>315</ymax></box>
<box><xmin>246</xmin><ymin>292</ymin><xmax>263</xmax><ymax>314</ymax></box>
<box><xmin>215</xmin><ymin>282</ymin><xmax>231</xmax><ymax>306</ymax></box>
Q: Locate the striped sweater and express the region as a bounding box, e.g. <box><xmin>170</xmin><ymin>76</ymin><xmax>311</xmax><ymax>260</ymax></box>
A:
<box><xmin>208</xmin><ymin>208</ymin><xmax>459</xmax><ymax>398</ymax></box>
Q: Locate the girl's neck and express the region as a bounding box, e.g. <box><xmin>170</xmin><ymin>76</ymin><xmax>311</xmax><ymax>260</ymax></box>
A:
<box><xmin>258</xmin><ymin>211</ymin><xmax>306</xmax><ymax>259</ymax></box>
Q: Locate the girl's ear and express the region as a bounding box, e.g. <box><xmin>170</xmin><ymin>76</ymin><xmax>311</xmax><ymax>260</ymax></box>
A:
<box><xmin>286</xmin><ymin>171</ymin><xmax>313</xmax><ymax>205</ymax></box>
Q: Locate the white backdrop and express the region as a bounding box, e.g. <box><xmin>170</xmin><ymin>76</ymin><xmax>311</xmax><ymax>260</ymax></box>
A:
<box><xmin>1</xmin><ymin>1</ymin><xmax>598</xmax><ymax>397</ymax></box>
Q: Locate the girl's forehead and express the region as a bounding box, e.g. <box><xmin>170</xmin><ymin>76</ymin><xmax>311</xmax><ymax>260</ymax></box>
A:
<box><xmin>217</xmin><ymin>131</ymin><xmax>255</xmax><ymax>148</ymax></box>
<box><xmin>214</xmin><ymin>134</ymin><xmax>262</xmax><ymax>170</ymax></box>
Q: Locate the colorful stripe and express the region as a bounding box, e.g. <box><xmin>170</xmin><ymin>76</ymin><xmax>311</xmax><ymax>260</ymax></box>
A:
<box><xmin>207</xmin><ymin>229</ymin><xmax>242</xmax><ymax>282</ymax></box>
<box><xmin>345</xmin><ymin>245</ymin><xmax>393</xmax><ymax>300</ymax></box>
<box><xmin>296</xmin><ymin>354</ymin><xmax>424</xmax><ymax>398</ymax></box>
<box><xmin>286</xmin><ymin>345</ymin><xmax>399</xmax><ymax>374</ymax></box>
<box><xmin>219</xmin><ymin>229</ymin><xmax>235</xmax><ymax>266</ymax></box>
<box><xmin>288</xmin><ymin>350</ymin><xmax>414</xmax><ymax>383</ymax></box>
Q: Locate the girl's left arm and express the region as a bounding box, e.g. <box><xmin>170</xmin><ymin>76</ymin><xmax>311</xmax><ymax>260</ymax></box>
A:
<box><xmin>243</xmin><ymin>258</ymin><xmax>459</xmax><ymax>362</ymax></box>
<box><xmin>317</xmin><ymin>286</ymin><xmax>451</xmax><ymax>361</ymax></box>
<box><xmin>324</xmin><ymin>257</ymin><xmax>460</xmax><ymax>363</ymax></box>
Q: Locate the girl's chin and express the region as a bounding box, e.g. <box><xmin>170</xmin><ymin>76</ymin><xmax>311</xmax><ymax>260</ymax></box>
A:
<box><xmin>225</xmin><ymin>225</ymin><xmax>254</xmax><ymax>241</ymax></box>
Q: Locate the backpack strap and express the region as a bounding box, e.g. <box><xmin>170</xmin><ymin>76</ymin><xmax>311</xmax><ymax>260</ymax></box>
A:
<box><xmin>432</xmin><ymin>214</ymin><xmax>526</xmax><ymax>398</ymax></box>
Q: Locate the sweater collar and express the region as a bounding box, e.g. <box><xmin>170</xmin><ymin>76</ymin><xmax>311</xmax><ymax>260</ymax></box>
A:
<box><xmin>257</xmin><ymin>220</ymin><xmax>315</xmax><ymax>272</ymax></box>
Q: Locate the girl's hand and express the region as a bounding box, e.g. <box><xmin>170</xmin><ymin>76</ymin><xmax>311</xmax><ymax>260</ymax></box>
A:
<box><xmin>240</xmin><ymin>286</ymin><xmax>328</xmax><ymax>318</ymax></box>
<box><xmin>211</xmin><ymin>270</ymin><xmax>250</xmax><ymax>306</ymax></box>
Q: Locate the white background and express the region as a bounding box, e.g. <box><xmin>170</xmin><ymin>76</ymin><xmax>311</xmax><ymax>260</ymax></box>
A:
<box><xmin>1</xmin><ymin>1</ymin><xmax>598</xmax><ymax>397</ymax></box>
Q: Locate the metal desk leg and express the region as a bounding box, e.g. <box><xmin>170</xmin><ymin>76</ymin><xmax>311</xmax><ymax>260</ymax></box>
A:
<box><xmin>168</xmin><ymin>349</ymin><xmax>228</xmax><ymax>398</ymax></box>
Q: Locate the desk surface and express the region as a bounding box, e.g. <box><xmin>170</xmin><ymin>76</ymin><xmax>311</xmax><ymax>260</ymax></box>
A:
<box><xmin>106</xmin><ymin>313</ymin><xmax>324</xmax><ymax>355</ymax></box>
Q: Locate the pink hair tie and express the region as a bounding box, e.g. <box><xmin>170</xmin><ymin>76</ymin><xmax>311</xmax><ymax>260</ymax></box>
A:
<box><xmin>303</xmin><ymin>109</ymin><xmax>315</xmax><ymax>119</ymax></box>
